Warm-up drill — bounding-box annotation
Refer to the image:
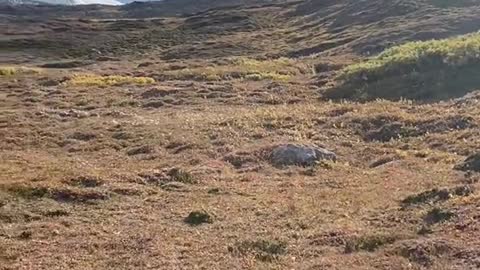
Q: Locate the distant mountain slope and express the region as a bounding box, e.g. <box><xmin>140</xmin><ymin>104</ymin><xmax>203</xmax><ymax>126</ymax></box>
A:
<box><xmin>0</xmin><ymin>0</ymin><xmax>284</xmax><ymax>8</ymax></box>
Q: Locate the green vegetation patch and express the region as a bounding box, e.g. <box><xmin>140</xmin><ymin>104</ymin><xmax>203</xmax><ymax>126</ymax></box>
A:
<box><xmin>325</xmin><ymin>33</ymin><xmax>480</xmax><ymax>101</ymax></box>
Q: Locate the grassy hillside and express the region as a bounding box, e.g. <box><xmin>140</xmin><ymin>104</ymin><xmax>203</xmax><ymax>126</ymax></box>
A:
<box><xmin>324</xmin><ymin>33</ymin><xmax>480</xmax><ymax>100</ymax></box>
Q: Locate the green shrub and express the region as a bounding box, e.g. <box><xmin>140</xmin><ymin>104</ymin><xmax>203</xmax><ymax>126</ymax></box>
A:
<box><xmin>325</xmin><ymin>33</ymin><xmax>480</xmax><ymax>100</ymax></box>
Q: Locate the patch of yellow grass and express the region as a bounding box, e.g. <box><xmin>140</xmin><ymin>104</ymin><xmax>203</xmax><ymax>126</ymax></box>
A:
<box><xmin>0</xmin><ymin>66</ymin><xmax>40</xmax><ymax>76</ymax></box>
<box><xmin>65</xmin><ymin>74</ymin><xmax>156</xmax><ymax>87</ymax></box>
<box><xmin>0</xmin><ymin>67</ymin><xmax>16</xmax><ymax>76</ymax></box>
<box><xmin>163</xmin><ymin>57</ymin><xmax>310</xmax><ymax>81</ymax></box>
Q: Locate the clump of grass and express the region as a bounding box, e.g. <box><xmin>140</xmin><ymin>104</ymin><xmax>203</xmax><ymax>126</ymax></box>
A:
<box><xmin>402</xmin><ymin>188</ymin><xmax>451</xmax><ymax>206</ymax></box>
<box><xmin>0</xmin><ymin>67</ymin><xmax>16</xmax><ymax>76</ymax></box>
<box><xmin>50</xmin><ymin>188</ymin><xmax>108</xmax><ymax>203</ymax></box>
<box><xmin>229</xmin><ymin>239</ymin><xmax>287</xmax><ymax>262</ymax></box>
<box><xmin>167</xmin><ymin>168</ymin><xmax>196</xmax><ymax>184</ymax></box>
<box><xmin>65</xmin><ymin>74</ymin><xmax>155</xmax><ymax>87</ymax></box>
<box><xmin>138</xmin><ymin>168</ymin><xmax>197</xmax><ymax>187</ymax></box>
<box><xmin>402</xmin><ymin>185</ymin><xmax>474</xmax><ymax>206</ymax></box>
<box><xmin>345</xmin><ymin>234</ymin><xmax>399</xmax><ymax>253</ymax></box>
<box><xmin>0</xmin><ymin>66</ymin><xmax>40</xmax><ymax>76</ymax></box>
<box><xmin>325</xmin><ymin>33</ymin><xmax>480</xmax><ymax>100</ymax></box>
<box><xmin>3</xmin><ymin>184</ymin><xmax>107</xmax><ymax>203</ymax></box>
<box><xmin>66</xmin><ymin>175</ymin><xmax>104</xmax><ymax>188</ymax></box>
<box><xmin>126</xmin><ymin>145</ymin><xmax>155</xmax><ymax>156</ymax></box>
<box><xmin>163</xmin><ymin>57</ymin><xmax>310</xmax><ymax>82</ymax></box>
<box><xmin>5</xmin><ymin>185</ymin><xmax>50</xmax><ymax>199</ymax></box>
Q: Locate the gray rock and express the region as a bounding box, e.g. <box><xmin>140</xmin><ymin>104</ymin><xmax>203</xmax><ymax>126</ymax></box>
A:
<box><xmin>270</xmin><ymin>144</ymin><xmax>337</xmax><ymax>167</ymax></box>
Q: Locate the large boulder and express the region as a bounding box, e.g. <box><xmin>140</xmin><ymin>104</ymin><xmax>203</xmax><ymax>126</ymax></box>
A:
<box><xmin>270</xmin><ymin>144</ymin><xmax>337</xmax><ymax>167</ymax></box>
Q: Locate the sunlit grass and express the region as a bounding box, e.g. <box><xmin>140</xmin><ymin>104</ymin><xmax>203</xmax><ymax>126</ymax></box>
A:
<box><xmin>65</xmin><ymin>74</ymin><xmax>155</xmax><ymax>87</ymax></box>
<box><xmin>0</xmin><ymin>66</ymin><xmax>40</xmax><ymax>76</ymax></box>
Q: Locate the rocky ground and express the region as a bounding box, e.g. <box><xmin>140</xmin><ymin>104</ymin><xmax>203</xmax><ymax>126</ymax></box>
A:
<box><xmin>2</xmin><ymin>0</ymin><xmax>480</xmax><ymax>269</ymax></box>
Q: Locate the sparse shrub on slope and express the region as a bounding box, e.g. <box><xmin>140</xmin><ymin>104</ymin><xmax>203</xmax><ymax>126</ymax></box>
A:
<box><xmin>324</xmin><ymin>33</ymin><xmax>480</xmax><ymax>101</ymax></box>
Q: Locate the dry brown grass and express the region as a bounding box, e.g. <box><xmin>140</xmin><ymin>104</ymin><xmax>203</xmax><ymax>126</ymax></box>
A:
<box><xmin>2</xmin><ymin>1</ymin><xmax>480</xmax><ymax>269</ymax></box>
<box><xmin>2</xmin><ymin>72</ymin><xmax>478</xmax><ymax>268</ymax></box>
